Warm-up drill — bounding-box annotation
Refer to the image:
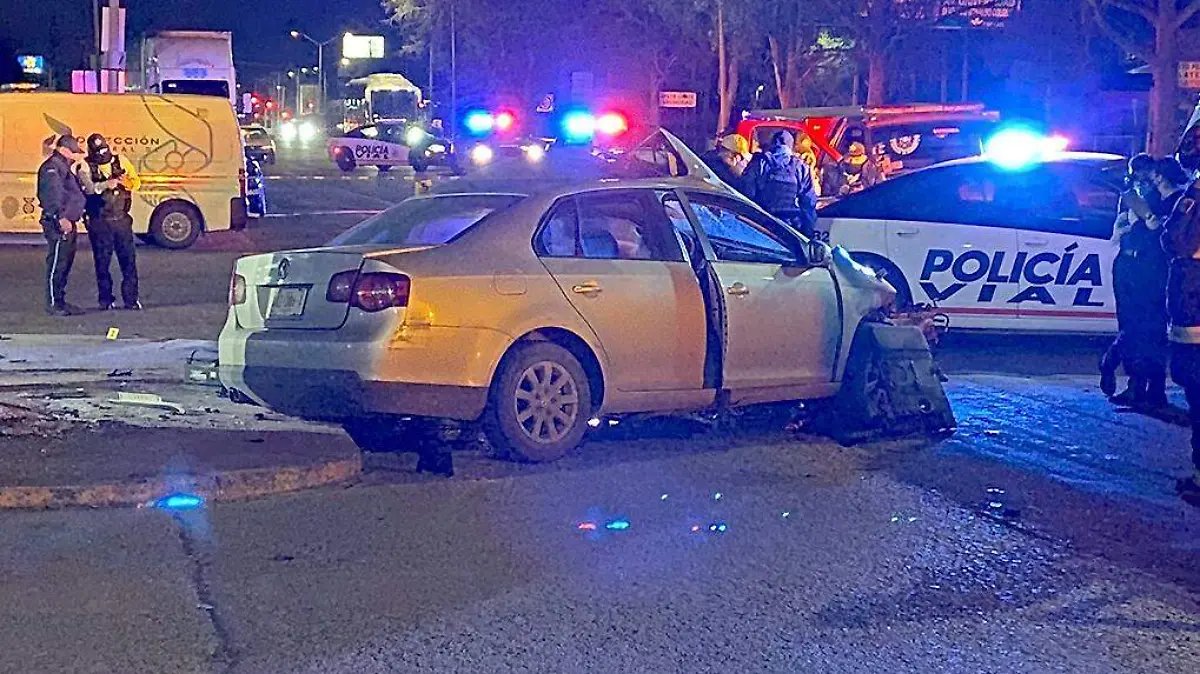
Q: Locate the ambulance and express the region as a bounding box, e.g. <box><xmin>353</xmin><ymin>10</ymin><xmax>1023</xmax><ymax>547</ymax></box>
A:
<box><xmin>816</xmin><ymin>151</ymin><xmax>1127</xmax><ymax>333</ymax></box>
<box><xmin>737</xmin><ymin>104</ymin><xmax>1000</xmax><ymax>182</ymax></box>
<box><xmin>0</xmin><ymin>92</ymin><xmax>247</xmax><ymax>249</ymax></box>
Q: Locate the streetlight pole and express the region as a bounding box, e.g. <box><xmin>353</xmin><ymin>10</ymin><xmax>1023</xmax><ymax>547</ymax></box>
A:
<box><xmin>290</xmin><ymin>30</ymin><xmax>338</xmax><ymax>116</ymax></box>
<box><xmin>450</xmin><ymin>0</ymin><xmax>457</xmax><ymax>141</ymax></box>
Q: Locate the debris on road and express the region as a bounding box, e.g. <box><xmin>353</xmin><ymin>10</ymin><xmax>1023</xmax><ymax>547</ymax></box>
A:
<box><xmin>106</xmin><ymin>369</ymin><xmax>133</xmax><ymax>378</ymax></box>
<box><xmin>0</xmin><ymin>401</ymin><xmax>67</xmax><ymax>438</ymax></box>
<box><xmin>108</xmin><ymin>392</ymin><xmax>186</xmax><ymax>415</ymax></box>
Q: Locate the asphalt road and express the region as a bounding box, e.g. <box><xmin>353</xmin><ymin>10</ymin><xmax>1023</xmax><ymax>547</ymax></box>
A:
<box><xmin>1</xmin><ymin>144</ymin><xmax>1198</xmax><ymax>673</ymax></box>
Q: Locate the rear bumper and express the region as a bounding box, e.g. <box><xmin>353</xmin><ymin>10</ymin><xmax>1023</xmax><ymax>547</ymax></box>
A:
<box><xmin>223</xmin><ymin>365</ymin><xmax>487</xmax><ymax>421</ymax></box>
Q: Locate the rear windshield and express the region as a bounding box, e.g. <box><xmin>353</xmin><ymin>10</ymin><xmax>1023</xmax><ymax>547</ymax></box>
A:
<box><xmin>863</xmin><ymin>120</ymin><xmax>995</xmax><ymax>169</ymax></box>
<box><xmin>329</xmin><ymin>194</ymin><xmax>525</xmax><ymax>247</ymax></box>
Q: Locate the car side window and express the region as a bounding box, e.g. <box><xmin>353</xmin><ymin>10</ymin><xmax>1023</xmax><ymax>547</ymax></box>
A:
<box><xmin>687</xmin><ymin>195</ymin><xmax>799</xmax><ymax>265</ymax></box>
<box><xmin>535</xmin><ymin>192</ymin><xmax>685</xmax><ymax>262</ymax></box>
<box><xmin>535</xmin><ymin>200</ymin><xmax>579</xmax><ymax>257</ymax></box>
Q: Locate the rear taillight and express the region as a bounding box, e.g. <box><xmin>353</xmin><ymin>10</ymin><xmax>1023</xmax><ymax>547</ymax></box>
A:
<box><xmin>351</xmin><ymin>273</ymin><xmax>410</xmax><ymax>312</ymax></box>
<box><xmin>229</xmin><ymin>273</ymin><xmax>247</xmax><ymax>305</ymax></box>
<box><xmin>326</xmin><ymin>270</ymin><xmax>358</xmax><ymax>303</ymax></box>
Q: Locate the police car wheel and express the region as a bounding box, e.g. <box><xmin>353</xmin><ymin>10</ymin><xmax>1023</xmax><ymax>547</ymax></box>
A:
<box><xmin>852</xmin><ymin>253</ymin><xmax>912</xmax><ymax>309</ymax></box>
<box><xmin>149</xmin><ymin>202</ymin><xmax>202</xmax><ymax>249</ymax></box>
<box><xmin>336</xmin><ymin>152</ymin><xmax>356</xmax><ymax>172</ymax></box>
<box><xmin>410</xmin><ymin>157</ymin><xmax>428</xmax><ymax>172</ymax></box>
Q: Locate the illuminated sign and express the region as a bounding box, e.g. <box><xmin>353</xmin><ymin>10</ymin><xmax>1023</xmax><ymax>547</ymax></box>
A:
<box><xmin>936</xmin><ymin>0</ymin><xmax>1021</xmax><ymax>29</ymax></box>
<box><xmin>659</xmin><ymin>91</ymin><xmax>698</xmax><ymax>109</ymax></box>
<box><xmin>17</xmin><ymin>55</ymin><xmax>44</xmax><ymax>75</ymax></box>
<box><xmin>342</xmin><ymin>34</ymin><xmax>385</xmax><ymax>60</ymax></box>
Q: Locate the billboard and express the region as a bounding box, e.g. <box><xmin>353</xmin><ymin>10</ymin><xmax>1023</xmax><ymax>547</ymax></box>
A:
<box><xmin>17</xmin><ymin>55</ymin><xmax>45</xmax><ymax>75</ymax></box>
<box><xmin>342</xmin><ymin>34</ymin><xmax>385</xmax><ymax>60</ymax></box>
<box><xmin>936</xmin><ymin>0</ymin><xmax>1020</xmax><ymax>29</ymax></box>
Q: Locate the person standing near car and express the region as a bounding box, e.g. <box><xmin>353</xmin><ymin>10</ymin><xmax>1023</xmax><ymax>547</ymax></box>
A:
<box><xmin>1101</xmin><ymin>154</ymin><xmax>1175</xmax><ymax>406</ymax></box>
<box><xmin>78</xmin><ymin>134</ymin><xmax>142</xmax><ymax>311</ymax></box>
<box><xmin>700</xmin><ymin>133</ymin><xmax>750</xmax><ymax>190</ymax></box>
<box><xmin>1162</xmin><ymin>124</ymin><xmax>1200</xmax><ymax>505</ymax></box>
<box><xmin>822</xmin><ymin>142</ymin><xmax>883</xmax><ymax>198</ymax></box>
<box><xmin>36</xmin><ymin>135</ymin><xmax>87</xmax><ymax>316</ymax></box>
<box><xmin>742</xmin><ymin>130</ymin><xmax>818</xmax><ymax>238</ymax></box>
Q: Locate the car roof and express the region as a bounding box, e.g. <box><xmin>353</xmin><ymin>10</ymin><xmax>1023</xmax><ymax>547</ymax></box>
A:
<box><xmin>928</xmin><ymin>151</ymin><xmax>1125</xmax><ymax>171</ymax></box>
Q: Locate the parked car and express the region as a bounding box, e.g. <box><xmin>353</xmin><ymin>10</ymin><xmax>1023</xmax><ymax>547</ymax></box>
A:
<box><xmin>328</xmin><ymin>121</ymin><xmax>457</xmax><ymax>173</ymax></box>
<box><xmin>241</xmin><ymin>125</ymin><xmax>276</xmax><ymax>165</ymax></box>
<box><xmin>219</xmin><ymin>131</ymin><xmax>896</xmax><ymax>462</ymax></box>
<box><xmin>817</xmin><ymin>152</ymin><xmax>1126</xmax><ymax>332</ymax></box>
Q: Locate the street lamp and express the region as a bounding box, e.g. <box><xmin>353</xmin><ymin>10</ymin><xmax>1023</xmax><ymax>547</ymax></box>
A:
<box><xmin>290</xmin><ymin>29</ymin><xmax>338</xmax><ymax>114</ymax></box>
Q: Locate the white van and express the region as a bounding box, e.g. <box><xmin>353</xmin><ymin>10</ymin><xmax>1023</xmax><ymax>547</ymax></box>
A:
<box><xmin>0</xmin><ymin>92</ymin><xmax>247</xmax><ymax>248</ymax></box>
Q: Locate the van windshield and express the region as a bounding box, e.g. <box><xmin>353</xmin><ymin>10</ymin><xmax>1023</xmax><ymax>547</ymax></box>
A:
<box><xmin>329</xmin><ymin>194</ymin><xmax>525</xmax><ymax>247</ymax></box>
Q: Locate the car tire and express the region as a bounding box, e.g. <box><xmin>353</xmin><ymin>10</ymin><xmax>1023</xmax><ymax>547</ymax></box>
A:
<box><xmin>410</xmin><ymin>156</ymin><xmax>428</xmax><ymax>173</ymax></box>
<box><xmin>343</xmin><ymin>417</ymin><xmax>418</xmax><ymax>453</ymax></box>
<box><xmin>336</xmin><ymin>151</ymin><xmax>356</xmax><ymax>172</ymax></box>
<box><xmin>377</xmin><ymin>165</ymin><xmax>392</xmax><ymax>173</ymax></box>
<box><xmin>852</xmin><ymin>253</ymin><xmax>912</xmax><ymax>309</ymax></box>
<box><xmin>149</xmin><ymin>201</ymin><xmax>202</xmax><ymax>249</ymax></box>
<box><xmin>484</xmin><ymin>342</ymin><xmax>592</xmax><ymax>463</ymax></box>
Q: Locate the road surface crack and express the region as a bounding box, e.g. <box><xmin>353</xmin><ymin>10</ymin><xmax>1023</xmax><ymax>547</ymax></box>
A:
<box><xmin>173</xmin><ymin>513</ymin><xmax>239</xmax><ymax>673</ymax></box>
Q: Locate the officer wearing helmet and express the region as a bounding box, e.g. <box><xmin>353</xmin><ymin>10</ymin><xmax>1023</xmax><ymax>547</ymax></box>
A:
<box><xmin>78</xmin><ymin>133</ymin><xmax>142</xmax><ymax>311</ymax></box>
<box><xmin>822</xmin><ymin>142</ymin><xmax>883</xmax><ymax>197</ymax></box>
<box><xmin>1161</xmin><ymin>120</ymin><xmax>1200</xmax><ymax>505</ymax></box>
<box><xmin>743</xmin><ymin>129</ymin><xmax>819</xmax><ymax>237</ymax></box>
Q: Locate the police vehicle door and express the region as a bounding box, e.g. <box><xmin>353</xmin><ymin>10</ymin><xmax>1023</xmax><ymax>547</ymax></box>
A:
<box><xmin>1001</xmin><ymin>163</ymin><xmax>1118</xmax><ymax>332</ymax></box>
<box><xmin>883</xmin><ymin>165</ymin><xmax>1021</xmax><ymax>330</ymax></box>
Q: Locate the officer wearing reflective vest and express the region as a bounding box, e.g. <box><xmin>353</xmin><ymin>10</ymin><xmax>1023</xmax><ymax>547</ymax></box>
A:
<box><xmin>78</xmin><ymin>134</ymin><xmax>142</xmax><ymax>310</ymax></box>
<box><xmin>1162</xmin><ymin>121</ymin><xmax>1200</xmax><ymax>505</ymax></box>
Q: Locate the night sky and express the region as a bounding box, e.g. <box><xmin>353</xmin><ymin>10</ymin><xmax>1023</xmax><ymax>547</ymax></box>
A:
<box><xmin>0</xmin><ymin>0</ymin><xmax>390</xmax><ymax>81</ymax></box>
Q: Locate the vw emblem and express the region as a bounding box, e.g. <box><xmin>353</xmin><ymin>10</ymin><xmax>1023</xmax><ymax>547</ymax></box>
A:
<box><xmin>275</xmin><ymin>258</ymin><xmax>290</xmax><ymax>281</ymax></box>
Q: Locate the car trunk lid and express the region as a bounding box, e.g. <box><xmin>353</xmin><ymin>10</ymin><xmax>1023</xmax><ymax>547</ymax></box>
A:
<box><xmin>233</xmin><ymin>250</ymin><xmax>372</xmax><ymax>330</ymax></box>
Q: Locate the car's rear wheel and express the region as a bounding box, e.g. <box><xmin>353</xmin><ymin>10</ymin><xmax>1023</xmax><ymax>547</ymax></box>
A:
<box><xmin>852</xmin><ymin>253</ymin><xmax>912</xmax><ymax>309</ymax></box>
<box><xmin>410</xmin><ymin>155</ymin><xmax>428</xmax><ymax>172</ymax></box>
<box><xmin>484</xmin><ymin>343</ymin><xmax>592</xmax><ymax>463</ymax></box>
<box><xmin>149</xmin><ymin>202</ymin><xmax>202</xmax><ymax>249</ymax></box>
<box><xmin>336</xmin><ymin>151</ymin><xmax>356</xmax><ymax>172</ymax></box>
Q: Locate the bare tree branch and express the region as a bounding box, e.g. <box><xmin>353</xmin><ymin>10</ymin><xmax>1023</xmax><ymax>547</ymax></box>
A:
<box><xmin>1102</xmin><ymin>0</ymin><xmax>1156</xmax><ymax>23</ymax></box>
<box><xmin>1087</xmin><ymin>0</ymin><xmax>1153</xmax><ymax>61</ymax></box>
<box><xmin>1176</xmin><ymin>0</ymin><xmax>1200</xmax><ymax>31</ymax></box>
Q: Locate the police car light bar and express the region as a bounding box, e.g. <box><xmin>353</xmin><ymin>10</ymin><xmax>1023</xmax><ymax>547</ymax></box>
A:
<box><xmin>984</xmin><ymin>128</ymin><xmax>1068</xmax><ymax>170</ymax></box>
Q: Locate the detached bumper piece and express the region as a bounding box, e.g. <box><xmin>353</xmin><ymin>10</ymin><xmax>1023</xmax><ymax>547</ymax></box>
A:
<box><xmin>815</xmin><ymin>323</ymin><xmax>956</xmax><ymax>445</ymax></box>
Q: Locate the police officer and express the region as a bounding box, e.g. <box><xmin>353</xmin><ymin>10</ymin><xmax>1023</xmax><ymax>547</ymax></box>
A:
<box><xmin>700</xmin><ymin>133</ymin><xmax>750</xmax><ymax>189</ymax></box>
<box><xmin>822</xmin><ymin>142</ymin><xmax>883</xmax><ymax>197</ymax></box>
<box><xmin>742</xmin><ymin>130</ymin><xmax>818</xmax><ymax>238</ymax></box>
<box><xmin>1101</xmin><ymin>154</ymin><xmax>1176</xmax><ymax>407</ymax></box>
<box><xmin>78</xmin><ymin>134</ymin><xmax>142</xmax><ymax>310</ymax></box>
<box><xmin>1162</xmin><ymin>123</ymin><xmax>1200</xmax><ymax>505</ymax></box>
<box><xmin>36</xmin><ymin>135</ymin><xmax>87</xmax><ymax>316</ymax></box>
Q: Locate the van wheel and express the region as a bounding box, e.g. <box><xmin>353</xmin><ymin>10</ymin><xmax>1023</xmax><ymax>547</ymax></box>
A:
<box><xmin>410</xmin><ymin>156</ymin><xmax>428</xmax><ymax>172</ymax></box>
<box><xmin>336</xmin><ymin>152</ymin><xmax>356</xmax><ymax>172</ymax></box>
<box><xmin>483</xmin><ymin>343</ymin><xmax>592</xmax><ymax>463</ymax></box>
<box><xmin>851</xmin><ymin>253</ymin><xmax>912</xmax><ymax>309</ymax></box>
<box><xmin>149</xmin><ymin>202</ymin><xmax>202</xmax><ymax>249</ymax></box>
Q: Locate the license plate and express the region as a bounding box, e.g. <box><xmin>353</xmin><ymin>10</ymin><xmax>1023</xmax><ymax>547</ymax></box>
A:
<box><xmin>268</xmin><ymin>287</ymin><xmax>308</xmax><ymax>318</ymax></box>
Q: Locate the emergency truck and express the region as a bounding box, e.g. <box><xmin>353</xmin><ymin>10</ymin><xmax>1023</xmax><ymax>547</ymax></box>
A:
<box><xmin>737</xmin><ymin>104</ymin><xmax>1001</xmax><ymax>184</ymax></box>
<box><xmin>816</xmin><ymin>152</ymin><xmax>1127</xmax><ymax>333</ymax></box>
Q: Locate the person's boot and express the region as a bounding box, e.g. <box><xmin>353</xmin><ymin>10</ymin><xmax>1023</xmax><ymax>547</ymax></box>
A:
<box><xmin>1145</xmin><ymin>374</ymin><xmax>1170</xmax><ymax>409</ymax></box>
<box><xmin>1099</xmin><ymin>351</ymin><xmax>1118</xmax><ymax>397</ymax></box>
<box><xmin>1176</xmin><ymin>469</ymin><xmax>1200</xmax><ymax>507</ymax></box>
<box><xmin>1110</xmin><ymin>376</ymin><xmax>1145</xmax><ymax>407</ymax></box>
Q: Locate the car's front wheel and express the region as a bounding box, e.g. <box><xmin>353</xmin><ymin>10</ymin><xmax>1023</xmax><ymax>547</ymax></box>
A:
<box><xmin>336</xmin><ymin>150</ymin><xmax>356</xmax><ymax>172</ymax></box>
<box><xmin>484</xmin><ymin>343</ymin><xmax>592</xmax><ymax>462</ymax></box>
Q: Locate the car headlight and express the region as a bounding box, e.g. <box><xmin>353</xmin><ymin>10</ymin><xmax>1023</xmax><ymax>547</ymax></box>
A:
<box><xmin>428</xmin><ymin>143</ymin><xmax>447</xmax><ymax>154</ymax></box>
<box><xmin>298</xmin><ymin>122</ymin><xmax>317</xmax><ymax>141</ymax></box>
<box><xmin>279</xmin><ymin>124</ymin><xmax>297</xmax><ymax>142</ymax></box>
<box><xmin>470</xmin><ymin>144</ymin><xmax>494</xmax><ymax>165</ymax></box>
<box><xmin>406</xmin><ymin>127</ymin><xmax>428</xmax><ymax>146</ymax></box>
<box><xmin>523</xmin><ymin>144</ymin><xmax>546</xmax><ymax>162</ymax></box>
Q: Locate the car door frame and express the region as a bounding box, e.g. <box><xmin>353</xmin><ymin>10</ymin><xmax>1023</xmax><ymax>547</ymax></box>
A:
<box><xmin>677</xmin><ymin>189</ymin><xmax>843</xmax><ymax>403</ymax></box>
<box><xmin>531</xmin><ymin>187</ymin><xmax>713</xmax><ymax>410</ymax></box>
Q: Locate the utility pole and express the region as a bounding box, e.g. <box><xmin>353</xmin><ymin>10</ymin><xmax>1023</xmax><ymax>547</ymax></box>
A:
<box><xmin>450</xmin><ymin>0</ymin><xmax>458</xmax><ymax>141</ymax></box>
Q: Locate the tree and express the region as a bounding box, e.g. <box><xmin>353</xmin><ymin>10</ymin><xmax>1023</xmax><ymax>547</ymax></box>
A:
<box><xmin>1087</xmin><ymin>0</ymin><xmax>1200</xmax><ymax>154</ymax></box>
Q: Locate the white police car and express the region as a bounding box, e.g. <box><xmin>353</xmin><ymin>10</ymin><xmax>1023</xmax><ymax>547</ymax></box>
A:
<box><xmin>328</xmin><ymin>122</ymin><xmax>454</xmax><ymax>173</ymax></box>
<box><xmin>817</xmin><ymin>152</ymin><xmax>1127</xmax><ymax>333</ymax></box>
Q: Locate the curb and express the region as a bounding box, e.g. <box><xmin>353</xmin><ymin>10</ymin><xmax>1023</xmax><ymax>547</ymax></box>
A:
<box><xmin>0</xmin><ymin>455</ymin><xmax>362</xmax><ymax>510</ymax></box>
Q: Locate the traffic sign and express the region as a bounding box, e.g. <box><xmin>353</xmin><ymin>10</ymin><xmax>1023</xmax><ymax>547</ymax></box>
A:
<box><xmin>659</xmin><ymin>91</ymin><xmax>697</xmax><ymax>109</ymax></box>
<box><xmin>1181</xmin><ymin>62</ymin><xmax>1200</xmax><ymax>90</ymax></box>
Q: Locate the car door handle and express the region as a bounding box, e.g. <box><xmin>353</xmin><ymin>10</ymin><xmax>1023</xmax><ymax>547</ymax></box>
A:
<box><xmin>1024</xmin><ymin>238</ymin><xmax>1050</xmax><ymax>247</ymax></box>
<box><xmin>571</xmin><ymin>282</ymin><xmax>603</xmax><ymax>296</ymax></box>
<box><xmin>726</xmin><ymin>282</ymin><xmax>751</xmax><ymax>297</ymax></box>
<box><xmin>895</xmin><ymin>229</ymin><xmax>920</xmax><ymax>237</ymax></box>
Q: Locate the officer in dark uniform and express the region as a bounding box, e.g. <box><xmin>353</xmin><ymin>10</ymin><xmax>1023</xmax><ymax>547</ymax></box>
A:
<box><xmin>78</xmin><ymin>134</ymin><xmax>142</xmax><ymax>310</ymax></box>
<box><xmin>742</xmin><ymin>130</ymin><xmax>819</xmax><ymax>238</ymax></box>
<box><xmin>36</xmin><ymin>135</ymin><xmax>87</xmax><ymax>316</ymax></box>
<box><xmin>1162</xmin><ymin>123</ymin><xmax>1200</xmax><ymax>505</ymax></box>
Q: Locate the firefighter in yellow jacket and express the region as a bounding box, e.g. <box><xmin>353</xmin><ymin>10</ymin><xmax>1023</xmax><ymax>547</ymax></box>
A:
<box><xmin>78</xmin><ymin>133</ymin><xmax>142</xmax><ymax>310</ymax></box>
